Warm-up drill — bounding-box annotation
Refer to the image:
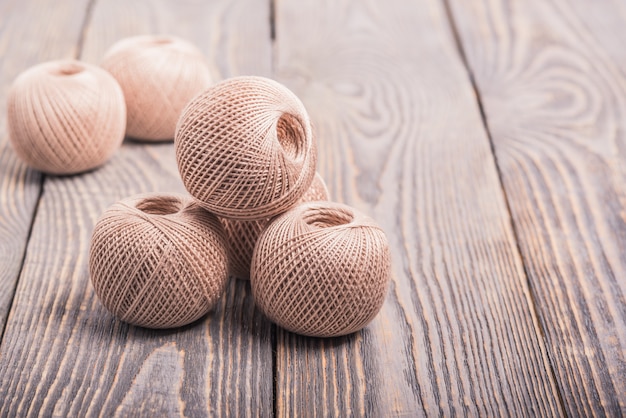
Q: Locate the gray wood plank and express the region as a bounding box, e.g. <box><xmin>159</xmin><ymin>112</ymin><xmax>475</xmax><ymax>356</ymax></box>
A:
<box><xmin>273</xmin><ymin>0</ymin><xmax>564</xmax><ymax>415</ymax></box>
<box><xmin>0</xmin><ymin>0</ymin><xmax>91</xmax><ymax>336</ymax></box>
<box><xmin>447</xmin><ymin>0</ymin><xmax>626</xmax><ymax>414</ymax></box>
<box><xmin>0</xmin><ymin>0</ymin><xmax>274</xmax><ymax>416</ymax></box>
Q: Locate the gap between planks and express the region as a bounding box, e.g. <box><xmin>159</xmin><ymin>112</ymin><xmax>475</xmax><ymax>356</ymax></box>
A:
<box><xmin>269</xmin><ymin>2</ymin><xmax>279</xmax><ymax>416</ymax></box>
<box><xmin>75</xmin><ymin>0</ymin><xmax>98</xmax><ymax>59</ymax></box>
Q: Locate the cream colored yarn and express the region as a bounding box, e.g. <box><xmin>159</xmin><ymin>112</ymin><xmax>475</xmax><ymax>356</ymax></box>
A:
<box><xmin>299</xmin><ymin>172</ymin><xmax>330</xmax><ymax>203</ymax></box>
<box><xmin>175</xmin><ymin>76</ymin><xmax>317</xmax><ymax>220</ymax></box>
<box><xmin>89</xmin><ymin>193</ymin><xmax>229</xmax><ymax>329</ymax></box>
<box><xmin>251</xmin><ymin>201</ymin><xmax>391</xmax><ymax>337</ymax></box>
<box><xmin>102</xmin><ymin>35</ymin><xmax>212</xmax><ymax>141</ymax></box>
<box><xmin>222</xmin><ymin>172</ymin><xmax>329</xmax><ymax>280</ymax></box>
<box><xmin>7</xmin><ymin>60</ymin><xmax>126</xmax><ymax>175</ymax></box>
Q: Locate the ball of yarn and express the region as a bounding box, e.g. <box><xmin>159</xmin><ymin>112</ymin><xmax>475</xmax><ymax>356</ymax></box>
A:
<box><xmin>222</xmin><ymin>172</ymin><xmax>329</xmax><ymax>280</ymax></box>
<box><xmin>251</xmin><ymin>201</ymin><xmax>391</xmax><ymax>337</ymax></box>
<box><xmin>101</xmin><ymin>35</ymin><xmax>212</xmax><ymax>141</ymax></box>
<box><xmin>7</xmin><ymin>60</ymin><xmax>126</xmax><ymax>175</ymax></box>
<box><xmin>175</xmin><ymin>76</ymin><xmax>317</xmax><ymax>220</ymax></box>
<box><xmin>299</xmin><ymin>171</ymin><xmax>330</xmax><ymax>202</ymax></box>
<box><xmin>89</xmin><ymin>193</ymin><xmax>229</xmax><ymax>329</ymax></box>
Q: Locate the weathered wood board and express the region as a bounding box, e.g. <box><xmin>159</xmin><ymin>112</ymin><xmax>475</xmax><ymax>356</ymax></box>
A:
<box><xmin>449</xmin><ymin>0</ymin><xmax>626</xmax><ymax>414</ymax></box>
<box><xmin>272</xmin><ymin>0</ymin><xmax>563</xmax><ymax>415</ymax></box>
<box><xmin>0</xmin><ymin>0</ymin><xmax>274</xmax><ymax>415</ymax></box>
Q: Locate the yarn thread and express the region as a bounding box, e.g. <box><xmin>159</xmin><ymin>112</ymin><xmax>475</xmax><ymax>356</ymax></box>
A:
<box><xmin>7</xmin><ymin>60</ymin><xmax>126</xmax><ymax>175</ymax></box>
<box><xmin>251</xmin><ymin>201</ymin><xmax>391</xmax><ymax>337</ymax></box>
<box><xmin>89</xmin><ymin>193</ymin><xmax>229</xmax><ymax>329</ymax></box>
<box><xmin>222</xmin><ymin>172</ymin><xmax>329</xmax><ymax>280</ymax></box>
<box><xmin>102</xmin><ymin>35</ymin><xmax>212</xmax><ymax>141</ymax></box>
<box><xmin>175</xmin><ymin>76</ymin><xmax>317</xmax><ymax>220</ymax></box>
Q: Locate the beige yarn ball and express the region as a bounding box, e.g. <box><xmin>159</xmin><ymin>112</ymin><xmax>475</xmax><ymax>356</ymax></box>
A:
<box><xmin>175</xmin><ymin>76</ymin><xmax>317</xmax><ymax>220</ymax></box>
<box><xmin>299</xmin><ymin>171</ymin><xmax>330</xmax><ymax>203</ymax></box>
<box><xmin>7</xmin><ymin>60</ymin><xmax>126</xmax><ymax>175</ymax></box>
<box><xmin>222</xmin><ymin>172</ymin><xmax>329</xmax><ymax>280</ymax></box>
<box><xmin>101</xmin><ymin>35</ymin><xmax>212</xmax><ymax>141</ymax></box>
<box><xmin>89</xmin><ymin>193</ymin><xmax>229</xmax><ymax>329</ymax></box>
<box><xmin>251</xmin><ymin>201</ymin><xmax>391</xmax><ymax>337</ymax></box>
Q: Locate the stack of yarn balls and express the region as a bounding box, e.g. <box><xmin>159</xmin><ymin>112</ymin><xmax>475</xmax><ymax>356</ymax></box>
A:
<box><xmin>7</xmin><ymin>35</ymin><xmax>392</xmax><ymax>338</ymax></box>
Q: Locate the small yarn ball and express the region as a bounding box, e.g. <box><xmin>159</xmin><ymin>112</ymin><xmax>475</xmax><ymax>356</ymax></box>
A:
<box><xmin>251</xmin><ymin>201</ymin><xmax>391</xmax><ymax>337</ymax></box>
<box><xmin>175</xmin><ymin>76</ymin><xmax>317</xmax><ymax>220</ymax></box>
<box><xmin>89</xmin><ymin>193</ymin><xmax>229</xmax><ymax>329</ymax></box>
<box><xmin>102</xmin><ymin>35</ymin><xmax>212</xmax><ymax>141</ymax></box>
<box><xmin>222</xmin><ymin>172</ymin><xmax>329</xmax><ymax>280</ymax></box>
<box><xmin>299</xmin><ymin>171</ymin><xmax>330</xmax><ymax>203</ymax></box>
<box><xmin>7</xmin><ymin>60</ymin><xmax>126</xmax><ymax>175</ymax></box>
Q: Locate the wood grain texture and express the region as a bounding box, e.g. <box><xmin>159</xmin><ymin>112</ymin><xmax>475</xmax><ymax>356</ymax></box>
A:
<box><xmin>0</xmin><ymin>0</ymin><xmax>274</xmax><ymax>416</ymax></box>
<box><xmin>447</xmin><ymin>0</ymin><xmax>626</xmax><ymax>415</ymax></box>
<box><xmin>0</xmin><ymin>0</ymin><xmax>91</xmax><ymax>335</ymax></box>
<box><xmin>273</xmin><ymin>0</ymin><xmax>563</xmax><ymax>415</ymax></box>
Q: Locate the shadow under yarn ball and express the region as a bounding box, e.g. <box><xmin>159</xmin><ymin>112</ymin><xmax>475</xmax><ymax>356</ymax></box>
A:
<box><xmin>89</xmin><ymin>193</ymin><xmax>229</xmax><ymax>329</ymax></box>
<box><xmin>175</xmin><ymin>76</ymin><xmax>317</xmax><ymax>220</ymax></box>
<box><xmin>222</xmin><ymin>172</ymin><xmax>330</xmax><ymax>280</ymax></box>
<box><xmin>251</xmin><ymin>201</ymin><xmax>392</xmax><ymax>338</ymax></box>
<box><xmin>7</xmin><ymin>60</ymin><xmax>126</xmax><ymax>175</ymax></box>
<box><xmin>102</xmin><ymin>35</ymin><xmax>213</xmax><ymax>141</ymax></box>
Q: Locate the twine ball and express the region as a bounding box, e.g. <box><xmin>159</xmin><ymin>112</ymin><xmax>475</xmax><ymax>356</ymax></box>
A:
<box><xmin>7</xmin><ymin>60</ymin><xmax>126</xmax><ymax>175</ymax></box>
<box><xmin>251</xmin><ymin>201</ymin><xmax>391</xmax><ymax>337</ymax></box>
<box><xmin>89</xmin><ymin>193</ymin><xmax>229</xmax><ymax>329</ymax></box>
<box><xmin>222</xmin><ymin>172</ymin><xmax>329</xmax><ymax>280</ymax></box>
<box><xmin>102</xmin><ymin>35</ymin><xmax>212</xmax><ymax>141</ymax></box>
<box><xmin>175</xmin><ymin>76</ymin><xmax>317</xmax><ymax>220</ymax></box>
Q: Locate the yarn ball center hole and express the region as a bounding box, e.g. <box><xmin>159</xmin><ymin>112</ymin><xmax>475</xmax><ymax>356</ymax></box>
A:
<box><xmin>52</xmin><ymin>63</ymin><xmax>84</xmax><ymax>76</ymax></box>
<box><xmin>276</xmin><ymin>113</ymin><xmax>305</xmax><ymax>161</ymax></box>
<box><xmin>136</xmin><ymin>196</ymin><xmax>182</xmax><ymax>215</ymax></box>
<box><xmin>151</xmin><ymin>37</ymin><xmax>173</xmax><ymax>45</ymax></box>
<box><xmin>303</xmin><ymin>207</ymin><xmax>354</xmax><ymax>228</ymax></box>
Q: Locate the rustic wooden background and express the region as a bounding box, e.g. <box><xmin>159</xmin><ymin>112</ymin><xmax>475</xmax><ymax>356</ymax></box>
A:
<box><xmin>0</xmin><ymin>0</ymin><xmax>624</xmax><ymax>416</ymax></box>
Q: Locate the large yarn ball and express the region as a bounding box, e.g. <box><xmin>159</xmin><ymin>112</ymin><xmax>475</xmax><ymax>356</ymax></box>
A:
<box><xmin>89</xmin><ymin>193</ymin><xmax>229</xmax><ymax>329</ymax></box>
<box><xmin>175</xmin><ymin>76</ymin><xmax>317</xmax><ymax>220</ymax></box>
<box><xmin>251</xmin><ymin>202</ymin><xmax>391</xmax><ymax>337</ymax></box>
<box><xmin>7</xmin><ymin>60</ymin><xmax>126</xmax><ymax>175</ymax></box>
<box><xmin>102</xmin><ymin>35</ymin><xmax>212</xmax><ymax>141</ymax></box>
<box><xmin>222</xmin><ymin>172</ymin><xmax>329</xmax><ymax>280</ymax></box>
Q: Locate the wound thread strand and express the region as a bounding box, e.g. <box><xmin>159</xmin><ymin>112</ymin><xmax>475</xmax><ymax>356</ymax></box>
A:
<box><xmin>89</xmin><ymin>193</ymin><xmax>229</xmax><ymax>329</ymax></box>
<box><xmin>175</xmin><ymin>76</ymin><xmax>317</xmax><ymax>220</ymax></box>
<box><xmin>250</xmin><ymin>201</ymin><xmax>391</xmax><ymax>337</ymax></box>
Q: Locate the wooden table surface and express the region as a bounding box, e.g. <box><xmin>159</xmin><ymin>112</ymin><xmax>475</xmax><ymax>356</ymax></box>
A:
<box><xmin>1</xmin><ymin>0</ymin><xmax>625</xmax><ymax>416</ymax></box>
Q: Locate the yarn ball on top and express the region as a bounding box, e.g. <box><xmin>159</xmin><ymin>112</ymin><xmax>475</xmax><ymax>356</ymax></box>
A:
<box><xmin>175</xmin><ymin>76</ymin><xmax>317</xmax><ymax>220</ymax></box>
<box><xmin>89</xmin><ymin>193</ymin><xmax>229</xmax><ymax>329</ymax></box>
<box><xmin>222</xmin><ymin>171</ymin><xmax>329</xmax><ymax>280</ymax></box>
<box><xmin>7</xmin><ymin>60</ymin><xmax>126</xmax><ymax>175</ymax></box>
<box><xmin>251</xmin><ymin>201</ymin><xmax>391</xmax><ymax>337</ymax></box>
<box><xmin>101</xmin><ymin>35</ymin><xmax>212</xmax><ymax>141</ymax></box>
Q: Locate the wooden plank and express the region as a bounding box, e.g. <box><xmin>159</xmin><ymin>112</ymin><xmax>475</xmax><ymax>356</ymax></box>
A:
<box><xmin>273</xmin><ymin>0</ymin><xmax>564</xmax><ymax>415</ymax></box>
<box><xmin>447</xmin><ymin>0</ymin><xmax>626</xmax><ymax>415</ymax></box>
<box><xmin>0</xmin><ymin>0</ymin><xmax>274</xmax><ymax>415</ymax></box>
<box><xmin>0</xmin><ymin>0</ymin><xmax>91</xmax><ymax>335</ymax></box>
